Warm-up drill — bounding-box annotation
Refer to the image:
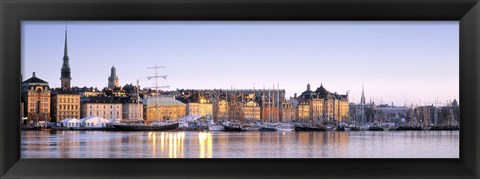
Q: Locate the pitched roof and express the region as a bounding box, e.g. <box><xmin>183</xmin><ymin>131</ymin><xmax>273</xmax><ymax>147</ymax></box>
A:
<box><xmin>314</xmin><ymin>84</ymin><xmax>330</xmax><ymax>96</ymax></box>
<box><xmin>83</xmin><ymin>96</ymin><xmax>122</xmax><ymax>103</ymax></box>
<box><xmin>142</xmin><ymin>96</ymin><xmax>187</xmax><ymax>106</ymax></box>
<box><xmin>22</xmin><ymin>72</ymin><xmax>48</xmax><ymax>84</ymax></box>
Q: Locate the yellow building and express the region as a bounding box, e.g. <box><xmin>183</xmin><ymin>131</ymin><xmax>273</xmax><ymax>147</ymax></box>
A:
<box><xmin>21</xmin><ymin>72</ymin><xmax>51</xmax><ymax>123</ymax></box>
<box><xmin>281</xmin><ymin>100</ymin><xmax>296</xmax><ymax>122</ymax></box>
<box><xmin>216</xmin><ymin>99</ymin><xmax>228</xmax><ymax>121</ymax></box>
<box><xmin>188</xmin><ymin>98</ymin><xmax>213</xmax><ymax>117</ymax></box>
<box><xmin>143</xmin><ymin>96</ymin><xmax>187</xmax><ymax>121</ymax></box>
<box><xmin>297</xmin><ymin>101</ymin><xmax>311</xmax><ymax>121</ymax></box>
<box><xmin>296</xmin><ymin>83</ymin><xmax>349</xmax><ymax>122</ymax></box>
<box><xmin>243</xmin><ymin>100</ymin><xmax>261</xmax><ymax>121</ymax></box>
<box><xmin>51</xmin><ymin>91</ymin><xmax>81</xmax><ymax>122</ymax></box>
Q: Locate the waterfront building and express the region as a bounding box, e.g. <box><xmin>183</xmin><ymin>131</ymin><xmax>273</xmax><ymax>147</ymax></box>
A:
<box><xmin>187</xmin><ymin>97</ymin><xmax>213</xmax><ymax>118</ymax></box>
<box><xmin>50</xmin><ymin>90</ymin><xmax>81</xmax><ymax>122</ymax></box>
<box><xmin>60</xmin><ymin>25</ymin><xmax>72</xmax><ymax>89</ymax></box>
<box><xmin>21</xmin><ymin>72</ymin><xmax>51</xmax><ymax>123</ymax></box>
<box><xmin>108</xmin><ymin>66</ymin><xmax>119</xmax><ymax>89</ymax></box>
<box><xmin>81</xmin><ymin>96</ymin><xmax>122</xmax><ymax>120</ymax></box>
<box><xmin>121</xmin><ymin>97</ymin><xmax>143</xmax><ymax>120</ymax></box>
<box><xmin>143</xmin><ymin>96</ymin><xmax>187</xmax><ymax>121</ymax></box>
<box><xmin>242</xmin><ymin>100</ymin><xmax>261</xmax><ymax>121</ymax></box>
<box><xmin>297</xmin><ymin>101</ymin><xmax>311</xmax><ymax>121</ymax></box>
<box><xmin>296</xmin><ymin>83</ymin><xmax>349</xmax><ymax>122</ymax></box>
<box><xmin>280</xmin><ymin>99</ymin><xmax>297</xmax><ymax>122</ymax></box>
<box><xmin>216</xmin><ymin>99</ymin><xmax>228</xmax><ymax>120</ymax></box>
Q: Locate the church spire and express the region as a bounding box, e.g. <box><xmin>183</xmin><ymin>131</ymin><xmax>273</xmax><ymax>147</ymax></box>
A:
<box><xmin>60</xmin><ymin>21</ymin><xmax>72</xmax><ymax>89</ymax></box>
<box><xmin>64</xmin><ymin>21</ymin><xmax>68</xmax><ymax>58</ymax></box>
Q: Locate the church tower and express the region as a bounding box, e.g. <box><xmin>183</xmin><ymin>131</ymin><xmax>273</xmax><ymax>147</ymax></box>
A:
<box><xmin>60</xmin><ymin>22</ymin><xmax>72</xmax><ymax>89</ymax></box>
<box><xmin>108</xmin><ymin>66</ymin><xmax>119</xmax><ymax>88</ymax></box>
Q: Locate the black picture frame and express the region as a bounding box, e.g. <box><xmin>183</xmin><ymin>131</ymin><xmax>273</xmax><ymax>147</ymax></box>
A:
<box><xmin>1</xmin><ymin>0</ymin><xmax>479</xmax><ymax>178</ymax></box>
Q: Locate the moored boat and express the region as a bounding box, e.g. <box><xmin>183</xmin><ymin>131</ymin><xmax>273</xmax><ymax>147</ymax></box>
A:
<box><xmin>367</xmin><ymin>126</ymin><xmax>384</xmax><ymax>131</ymax></box>
<box><xmin>294</xmin><ymin>124</ymin><xmax>308</xmax><ymax>131</ymax></box>
<box><xmin>242</xmin><ymin>125</ymin><xmax>261</xmax><ymax>131</ymax></box>
<box><xmin>275</xmin><ymin>124</ymin><xmax>295</xmax><ymax>132</ymax></box>
<box><xmin>208</xmin><ymin>124</ymin><xmax>225</xmax><ymax>131</ymax></box>
<box><xmin>112</xmin><ymin>122</ymin><xmax>179</xmax><ymax>131</ymax></box>
<box><xmin>223</xmin><ymin>125</ymin><xmax>243</xmax><ymax>132</ymax></box>
<box><xmin>429</xmin><ymin>125</ymin><xmax>459</xmax><ymax>131</ymax></box>
<box><xmin>389</xmin><ymin>125</ymin><xmax>423</xmax><ymax>131</ymax></box>
<box><xmin>259</xmin><ymin>124</ymin><xmax>277</xmax><ymax>131</ymax></box>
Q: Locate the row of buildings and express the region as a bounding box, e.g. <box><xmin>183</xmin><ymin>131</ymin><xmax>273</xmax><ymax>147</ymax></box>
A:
<box><xmin>21</xmin><ymin>70</ymin><xmax>350</xmax><ymax>124</ymax></box>
<box><xmin>21</xmin><ymin>23</ymin><xmax>350</xmax><ymax>125</ymax></box>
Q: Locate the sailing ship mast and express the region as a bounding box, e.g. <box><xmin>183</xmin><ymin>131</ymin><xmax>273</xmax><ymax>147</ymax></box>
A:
<box><xmin>277</xmin><ymin>82</ymin><xmax>280</xmax><ymax>123</ymax></box>
<box><xmin>146</xmin><ymin>64</ymin><xmax>169</xmax><ymax>121</ymax></box>
<box><xmin>269</xmin><ymin>86</ymin><xmax>271</xmax><ymax>123</ymax></box>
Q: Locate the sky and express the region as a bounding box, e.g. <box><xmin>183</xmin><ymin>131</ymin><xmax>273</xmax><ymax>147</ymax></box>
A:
<box><xmin>22</xmin><ymin>21</ymin><xmax>459</xmax><ymax>106</ymax></box>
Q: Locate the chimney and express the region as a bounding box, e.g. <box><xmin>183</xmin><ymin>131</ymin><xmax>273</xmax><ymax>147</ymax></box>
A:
<box><xmin>294</xmin><ymin>93</ymin><xmax>297</xmax><ymax>98</ymax></box>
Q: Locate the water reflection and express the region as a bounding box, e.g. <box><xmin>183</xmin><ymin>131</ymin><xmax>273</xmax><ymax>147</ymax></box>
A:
<box><xmin>148</xmin><ymin>132</ymin><xmax>185</xmax><ymax>158</ymax></box>
<box><xmin>198</xmin><ymin>132</ymin><xmax>212</xmax><ymax>158</ymax></box>
<box><xmin>21</xmin><ymin>131</ymin><xmax>459</xmax><ymax>158</ymax></box>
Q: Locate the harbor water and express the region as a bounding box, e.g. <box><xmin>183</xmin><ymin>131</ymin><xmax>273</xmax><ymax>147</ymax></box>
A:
<box><xmin>21</xmin><ymin>130</ymin><xmax>459</xmax><ymax>158</ymax></box>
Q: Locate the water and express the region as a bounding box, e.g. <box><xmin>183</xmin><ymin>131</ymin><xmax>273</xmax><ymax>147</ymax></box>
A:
<box><xmin>21</xmin><ymin>130</ymin><xmax>459</xmax><ymax>158</ymax></box>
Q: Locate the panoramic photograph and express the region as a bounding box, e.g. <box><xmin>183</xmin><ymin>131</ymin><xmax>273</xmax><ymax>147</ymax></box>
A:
<box><xmin>20</xmin><ymin>21</ymin><xmax>459</xmax><ymax>158</ymax></box>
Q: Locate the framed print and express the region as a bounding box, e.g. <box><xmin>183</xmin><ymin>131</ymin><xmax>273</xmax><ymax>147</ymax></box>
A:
<box><xmin>1</xmin><ymin>0</ymin><xmax>479</xmax><ymax>178</ymax></box>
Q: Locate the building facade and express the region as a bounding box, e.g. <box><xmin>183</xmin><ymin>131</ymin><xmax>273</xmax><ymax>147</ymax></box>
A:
<box><xmin>216</xmin><ymin>99</ymin><xmax>228</xmax><ymax>120</ymax></box>
<box><xmin>143</xmin><ymin>96</ymin><xmax>187</xmax><ymax>121</ymax></box>
<box><xmin>242</xmin><ymin>100</ymin><xmax>261</xmax><ymax>121</ymax></box>
<box><xmin>296</xmin><ymin>83</ymin><xmax>349</xmax><ymax>122</ymax></box>
<box><xmin>22</xmin><ymin>72</ymin><xmax>51</xmax><ymax>123</ymax></box>
<box><xmin>122</xmin><ymin>98</ymin><xmax>143</xmax><ymax>120</ymax></box>
<box><xmin>280</xmin><ymin>100</ymin><xmax>296</xmax><ymax>122</ymax></box>
<box><xmin>186</xmin><ymin>96</ymin><xmax>213</xmax><ymax>118</ymax></box>
<box><xmin>81</xmin><ymin>97</ymin><xmax>122</xmax><ymax>119</ymax></box>
<box><xmin>297</xmin><ymin>101</ymin><xmax>311</xmax><ymax>121</ymax></box>
<box><xmin>51</xmin><ymin>91</ymin><xmax>81</xmax><ymax>122</ymax></box>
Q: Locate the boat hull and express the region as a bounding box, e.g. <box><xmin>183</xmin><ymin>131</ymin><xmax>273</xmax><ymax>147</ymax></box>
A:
<box><xmin>259</xmin><ymin>127</ymin><xmax>277</xmax><ymax>131</ymax></box>
<box><xmin>112</xmin><ymin>123</ymin><xmax>179</xmax><ymax>131</ymax></box>
<box><xmin>276</xmin><ymin>128</ymin><xmax>295</xmax><ymax>132</ymax></box>
<box><xmin>208</xmin><ymin>125</ymin><xmax>225</xmax><ymax>131</ymax></box>
<box><xmin>223</xmin><ymin>126</ymin><xmax>242</xmax><ymax>132</ymax></box>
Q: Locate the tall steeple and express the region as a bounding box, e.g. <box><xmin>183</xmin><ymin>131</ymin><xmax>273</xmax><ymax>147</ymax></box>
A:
<box><xmin>360</xmin><ymin>85</ymin><xmax>366</xmax><ymax>104</ymax></box>
<box><xmin>60</xmin><ymin>21</ymin><xmax>72</xmax><ymax>89</ymax></box>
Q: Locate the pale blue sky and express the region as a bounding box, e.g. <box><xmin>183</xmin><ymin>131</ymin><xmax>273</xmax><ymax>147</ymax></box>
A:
<box><xmin>22</xmin><ymin>21</ymin><xmax>459</xmax><ymax>106</ymax></box>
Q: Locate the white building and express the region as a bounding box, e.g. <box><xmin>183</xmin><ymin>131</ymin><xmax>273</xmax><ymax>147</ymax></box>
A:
<box><xmin>81</xmin><ymin>97</ymin><xmax>122</xmax><ymax>120</ymax></box>
<box><xmin>122</xmin><ymin>98</ymin><xmax>143</xmax><ymax>120</ymax></box>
